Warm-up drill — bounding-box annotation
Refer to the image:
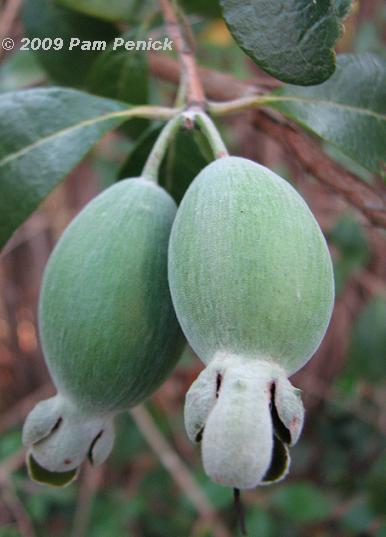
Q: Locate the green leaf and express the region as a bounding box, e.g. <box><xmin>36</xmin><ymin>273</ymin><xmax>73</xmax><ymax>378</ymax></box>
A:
<box><xmin>270</xmin><ymin>482</ymin><xmax>333</xmax><ymax>524</ymax></box>
<box><xmin>347</xmin><ymin>297</ymin><xmax>386</xmax><ymax>384</ymax></box>
<box><xmin>329</xmin><ymin>214</ymin><xmax>369</xmax><ymax>293</ymax></box>
<box><xmin>23</xmin><ymin>0</ymin><xmax>117</xmax><ymax>86</ymax></box>
<box><xmin>57</xmin><ymin>0</ymin><xmax>140</xmax><ymax>22</ymax></box>
<box><xmin>86</xmin><ymin>33</ymin><xmax>149</xmax><ymax>104</ymax></box>
<box><xmin>265</xmin><ymin>53</ymin><xmax>386</xmax><ymax>176</ymax></box>
<box><xmin>335</xmin><ymin>0</ymin><xmax>353</xmax><ymax>19</ymax></box>
<box><xmin>178</xmin><ymin>0</ymin><xmax>222</xmax><ymax>18</ymax></box>
<box><xmin>367</xmin><ymin>452</ymin><xmax>386</xmax><ymax>517</ymax></box>
<box><xmin>119</xmin><ymin>126</ymin><xmax>209</xmax><ymax>202</ymax></box>
<box><xmin>219</xmin><ymin>0</ymin><xmax>346</xmax><ymax>85</ymax></box>
<box><xmin>119</xmin><ymin>124</ymin><xmax>160</xmax><ymax>178</ymax></box>
<box><xmin>246</xmin><ymin>506</ymin><xmax>275</xmax><ymax>537</ymax></box>
<box><xmin>159</xmin><ymin>128</ymin><xmax>210</xmax><ymax>202</ymax></box>
<box><xmin>0</xmin><ymin>529</ymin><xmax>21</xmax><ymax>537</ymax></box>
<box><xmin>0</xmin><ymin>51</ymin><xmax>45</xmax><ymax>93</ymax></box>
<box><xmin>86</xmin><ymin>32</ymin><xmax>149</xmax><ymax>137</ymax></box>
<box><xmin>340</xmin><ymin>497</ymin><xmax>376</xmax><ymax>533</ymax></box>
<box><xmin>0</xmin><ymin>430</ymin><xmax>22</xmax><ymax>460</ymax></box>
<box><xmin>0</xmin><ymin>88</ymin><xmax>131</xmax><ymax>250</ymax></box>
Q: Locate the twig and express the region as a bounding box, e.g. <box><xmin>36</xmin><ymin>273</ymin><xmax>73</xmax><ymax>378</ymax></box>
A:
<box><xmin>192</xmin><ymin>111</ymin><xmax>229</xmax><ymax>158</ymax></box>
<box><xmin>0</xmin><ymin>383</ymin><xmax>53</xmax><ymax>434</ymax></box>
<box><xmin>0</xmin><ymin>448</ymin><xmax>25</xmax><ymax>483</ymax></box>
<box><xmin>149</xmin><ymin>53</ymin><xmax>253</xmax><ymax>102</ymax></box>
<box><xmin>254</xmin><ymin>111</ymin><xmax>386</xmax><ymax>229</ymax></box>
<box><xmin>130</xmin><ymin>405</ymin><xmax>232</xmax><ymax>537</ymax></box>
<box><xmin>142</xmin><ymin>114</ymin><xmax>183</xmax><ymax>181</ymax></box>
<box><xmin>355</xmin><ymin>269</ymin><xmax>386</xmax><ymax>298</ymax></box>
<box><xmin>0</xmin><ymin>0</ymin><xmax>22</xmax><ymax>59</ymax></box>
<box><xmin>1</xmin><ymin>483</ymin><xmax>36</xmax><ymax>537</ymax></box>
<box><xmin>71</xmin><ymin>465</ymin><xmax>102</xmax><ymax>537</ymax></box>
<box><xmin>147</xmin><ymin>53</ymin><xmax>386</xmax><ymax>229</ymax></box>
<box><xmin>158</xmin><ymin>0</ymin><xmax>206</xmax><ymax>107</ymax></box>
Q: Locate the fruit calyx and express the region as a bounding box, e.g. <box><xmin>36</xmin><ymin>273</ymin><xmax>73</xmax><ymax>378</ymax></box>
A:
<box><xmin>22</xmin><ymin>394</ymin><xmax>115</xmax><ymax>486</ymax></box>
<box><xmin>184</xmin><ymin>353</ymin><xmax>304</xmax><ymax>489</ymax></box>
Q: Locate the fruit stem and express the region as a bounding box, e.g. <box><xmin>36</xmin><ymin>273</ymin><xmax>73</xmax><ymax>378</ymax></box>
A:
<box><xmin>193</xmin><ymin>112</ymin><xmax>229</xmax><ymax>159</ymax></box>
<box><xmin>141</xmin><ymin>114</ymin><xmax>183</xmax><ymax>183</ymax></box>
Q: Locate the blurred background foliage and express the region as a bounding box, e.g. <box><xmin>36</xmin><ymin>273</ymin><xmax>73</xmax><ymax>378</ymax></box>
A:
<box><xmin>0</xmin><ymin>0</ymin><xmax>385</xmax><ymax>536</ymax></box>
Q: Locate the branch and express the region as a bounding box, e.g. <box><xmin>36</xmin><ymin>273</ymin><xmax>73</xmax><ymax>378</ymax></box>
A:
<box><xmin>254</xmin><ymin>111</ymin><xmax>386</xmax><ymax>229</ymax></box>
<box><xmin>71</xmin><ymin>465</ymin><xmax>102</xmax><ymax>537</ymax></box>
<box><xmin>0</xmin><ymin>383</ymin><xmax>53</xmax><ymax>435</ymax></box>
<box><xmin>130</xmin><ymin>405</ymin><xmax>232</xmax><ymax>537</ymax></box>
<box><xmin>0</xmin><ymin>448</ymin><xmax>25</xmax><ymax>483</ymax></box>
<box><xmin>148</xmin><ymin>53</ymin><xmax>386</xmax><ymax>229</ymax></box>
<box><xmin>158</xmin><ymin>0</ymin><xmax>206</xmax><ymax>107</ymax></box>
<box><xmin>0</xmin><ymin>0</ymin><xmax>22</xmax><ymax>59</ymax></box>
<box><xmin>1</xmin><ymin>486</ymin><xmax>37</xmax><ymax>537</ymax></box>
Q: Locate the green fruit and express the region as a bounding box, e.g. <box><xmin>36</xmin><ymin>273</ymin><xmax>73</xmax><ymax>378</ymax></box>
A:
<box><xmin>23</xmin><ymin>177</ymin><xmax>183</xmax><ymax>485</ymax></box>
<box><xmin>169</xmin><ymin>156</ymin><xmax>334</xmax><ymax>373</ymax></box>
<box><xmin>168</xmin><ymin>156</ymin><xmax>334</xmax><ymax>489</ymax></box>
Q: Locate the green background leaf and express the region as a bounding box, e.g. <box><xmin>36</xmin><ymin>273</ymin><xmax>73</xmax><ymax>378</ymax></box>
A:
<box><xmin>329</xmin><ymin>214</ymin><xmax>369</xmax><ymax>294</ymax></box>
<box><xmin>335</xmin><ymin>0</ymin><xmax>353</xmax><ymax>19</ymax></box>
<box><xmin>219</xmin><ymin>0</ymin><xmax>345</xmax><ymax>85</ymax></box>
<box><xmin>270</xmin><ymin>482</ymin><xmax>333</xmax><ymax>523</ymax></box>
<box><xmin>86</xmin><ymin>32</ymin><xmax>149</xmax><ymax>137</ymax></box>
<box><xmin>266</xmin><ymin>53</ymin><xmax>386</xmax><ymax>176</ymax></box>
<box><xmin>119</xmin><ymin>126</ymin><xmax>209</xmax><ymax>202</ymax></box>
<box><xmin>0</xmin><ymin>50</ymin><xmax>45</xmax><ymax>92</ymax></box>
<box><xmin>346</xmin><ymin>297</ymin><xmax>386</xmax><ymax>384</ymax></box>
<box><xmin>0</xmin><ymin>88</ymin><xmax>130</xmax><ymax>250</ymax></box>
<box><xmin>86</xmin><ymin>33</ymin><xmax>149</xmax><ymax>104</ymax></box>
<box><xmin>57</xmin><ymin>0</ymin><xmax>141</xmax><ymax>22</ymax></box>
<box><xmin>22</xmin><ymin>0</ymin><xmax>117</xmax><ymax>86</ymax></box>
<box><xmin>178</xmin><ymin>0</ymin><xmax>222</xmax><ymax>18</ymax></box>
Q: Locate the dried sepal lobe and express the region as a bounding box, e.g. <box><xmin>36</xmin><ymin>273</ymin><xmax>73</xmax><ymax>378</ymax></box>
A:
<box><xmin>184</xmin><ymin>354</ymin><xmax>304</xmax><ymax>489</ymax></box>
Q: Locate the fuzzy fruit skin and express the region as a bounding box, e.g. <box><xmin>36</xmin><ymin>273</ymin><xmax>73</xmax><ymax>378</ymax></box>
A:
<box><xmin>168</xmin><ymin>157</ymin><xmax>334</xmax><ymax>375</ymax></box>
<box><xmin>40</xmin><ymin>177</ymin><xmax>183</xmax><ymax>414</ymax></box>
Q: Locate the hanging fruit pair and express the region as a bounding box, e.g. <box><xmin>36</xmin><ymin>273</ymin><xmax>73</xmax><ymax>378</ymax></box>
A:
<box><xmin>23</xmin><ymin>111</ymin><xmax>334</xmax><ymax>491</ymax></box>
<box><xmin>23</xmin><ymin>174</ymin><xmax>184</xmax><ymax>486</ymax></box>
<box><xmin>168</xmin><ymin>154</ymin><xmax>335</xmax><ymax>489</ymax></box>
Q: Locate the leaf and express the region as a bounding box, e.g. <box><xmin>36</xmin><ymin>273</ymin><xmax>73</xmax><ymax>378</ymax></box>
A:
<box><xmin>159</xmin><ymin>128</ymin><xmax>210</xmax><ymax>202</ymax></box>
<box><xmin>0</xmin><ymin>88</ymin><xmax>131</xmax><ymax>250</ymax></box>
<box><xmin>270</xmin><ymin>482</ymin><xmax>333</xmax><ymax>523</ymax></box>
<box><xmin>335</xmin><ymin>0</ymin><xmax>353</xmax><ymax>18</ymax></box>
<box><xmin>119</xmin><ymin>125</ymin><xmax>209</xmax><ymax>202</ymax></box>
<box><xmin>23</xmin><ymin>0</ymin><xmax>117</xmax><ymax>86</ymax></box>
<box><xmin>246</xmin><ymin>506</ymin><xmax>275</xmax><ymax>537</ymax></box>
<box><xmin>119</xmin><ymin>124</ymin><xmax>160</xmax><ymax>178</ymax></box>
<box><xmin>0</xmin><ymin>51</ymin><xmax>45</xmax><ymax>93</ymax></box>
<box><xmin>86</xmin><ymin>32</ymin><xmax>149</xmax><ymax>137</ymax></box>
<box><xmin>178</xmin><ymin>0</ymin><xmax>222</xmax><ymax>18</ymax></box>
<box><xmin>329</xmin><ymin>214</ymin><xmax>369</xmax><ymax>293</ymax></box>
<box><xmin>86</xmin><ymin>33</ymin><xmax>149</xmax><ymax>104</ymax></box>
<box><xmin>347</xmin><ymin>297</ymin><xmax>386</xmax><ymax>384</ymax></box>
<box><xmin>265</xmin><ymin>53</ymin><xmax>386</xmax><ymax>176</ymax></box>
<box><xmin>340</xmin><ymin>497</ymin><xmax>376</xmax><ymax>533</ymax></box>
<box><xmin>367</xmin><ymin>452</ymin><xmax>386</xmax><ymax>516</ymax></box>
<box><xmin>219</xmin><ymin>0</ymin><xmax>346</xmax><ymax>85</ymax></box>
<box><xmin>57</xmin><ymin>0</ymin><xmax>140</xmax><ymax>22</ymax></box>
